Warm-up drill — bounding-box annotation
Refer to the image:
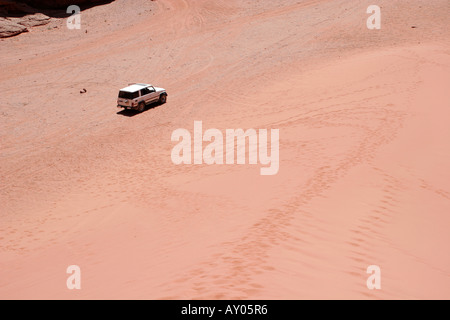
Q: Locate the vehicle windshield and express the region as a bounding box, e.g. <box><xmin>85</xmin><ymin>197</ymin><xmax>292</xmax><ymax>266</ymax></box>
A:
<box><xmin>118</xmin><ymin>91</ymin><xmax>139</xmax><ymax>99</ymax></box>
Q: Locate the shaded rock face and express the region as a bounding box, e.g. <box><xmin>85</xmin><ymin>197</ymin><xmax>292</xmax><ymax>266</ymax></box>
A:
<box><xmin>0</xmin><ymin>1</ymin><xmax>113</xmax><ymax>38</ymax></box>
<box><xmin>0</xmin><ymin>0</ymin><xmax>34</xmax><ymax>15</ymax></box>
<box><xmin>16</xmin><ymin>1</ymin><xmax>107</xmax><ymax>9</ymax></box>
<box><xmin>0</xmin><ymin>1</ymin><xmax>51</xmax><ymax>38</ymax></box>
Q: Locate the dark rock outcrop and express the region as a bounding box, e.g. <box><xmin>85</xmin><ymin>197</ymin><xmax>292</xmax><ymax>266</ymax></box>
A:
<box><xmin>0</xmin><ymin>0</ymin><xmax>35</xmax><ymax>15</ymax></box>
<box><xmin>0</xmin><ymin>0</ymin><xmax>113</xmax><ymax>38</ymax></box>
<box><xmin>14</xmin><ymin>1</ymin><xmax>109</xmax><ymax>9</ymax></box>
<box><xmin>0</xmin><ymin>1</ymin><xmax>51</xmax><ymax>38</ymax></box>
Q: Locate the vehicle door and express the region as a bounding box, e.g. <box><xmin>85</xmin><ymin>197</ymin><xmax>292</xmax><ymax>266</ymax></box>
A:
<box><xmin>140</xmin><ymin>88</ymin><xmax>151</xmax><ymax>104</ymax></box>
<box><xmin>148</xmin><ymin>86</ymin><xmax>158</xmax><ymax>102</ymax></box>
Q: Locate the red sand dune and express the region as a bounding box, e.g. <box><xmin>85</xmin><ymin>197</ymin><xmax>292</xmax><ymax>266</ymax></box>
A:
<box><xmin>0</xmin><ymin>0</ymin><xmax>449</xmax><ymax>299</ymax></box>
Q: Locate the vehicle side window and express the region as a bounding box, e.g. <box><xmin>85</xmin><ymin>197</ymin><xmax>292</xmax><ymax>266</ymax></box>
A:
<box><xmin>140</xmin><ymin>88</ymin><xmax>150</xmax><ymax>96</ymax></box>
<box><xmin>149</xmin><ymin>86</ymin><xmax>156</xmax><ymax>93</ymax></box>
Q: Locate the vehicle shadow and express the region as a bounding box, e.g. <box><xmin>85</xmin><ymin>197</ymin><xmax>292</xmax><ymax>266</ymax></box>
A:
<box><xmin>116</xmin><ymin>101</ymin><xmax>164</xmax><ymax>117</ymax></box>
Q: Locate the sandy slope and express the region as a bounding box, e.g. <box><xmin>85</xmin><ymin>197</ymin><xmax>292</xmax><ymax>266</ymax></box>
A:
<box><xmin>0</xmin><ymin>0</ymin><xmax>449</xmax><ymax>299</ymax></box>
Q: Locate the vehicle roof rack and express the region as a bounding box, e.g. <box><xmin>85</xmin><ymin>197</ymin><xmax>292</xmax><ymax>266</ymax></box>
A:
<box><xmin>128</xmin><ymin>83</ymin><xmax>150</xmax><ymax>86</ymax></box>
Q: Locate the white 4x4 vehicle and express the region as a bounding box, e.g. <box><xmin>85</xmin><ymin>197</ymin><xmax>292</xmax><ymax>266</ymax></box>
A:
<box><xmin>117</xmin><ymin>83</ymin><xmax>167</xmax><ymax>112</ymax></box>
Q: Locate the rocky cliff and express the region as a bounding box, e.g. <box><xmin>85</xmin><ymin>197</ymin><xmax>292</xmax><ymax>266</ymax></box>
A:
<box><xmin>14</xmin><ymin>1</ymin><xmax>107</xmax><ymax>9</ymax></box>
<box><xmin>0</xmin><ymin>0</ymin><xmax>112</xmax><ymax>38</ymax></box>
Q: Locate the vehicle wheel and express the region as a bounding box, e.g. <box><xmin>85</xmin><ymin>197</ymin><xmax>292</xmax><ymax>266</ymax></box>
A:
<box><xmin>137</xmin><ymin>101</ymin><xmax>145</xmax><ymax>112</ymax></box>
<box><xmin>159</xmin><ymin>94</ymin><xmax>167</xmax><ymax>104</ymax></box>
